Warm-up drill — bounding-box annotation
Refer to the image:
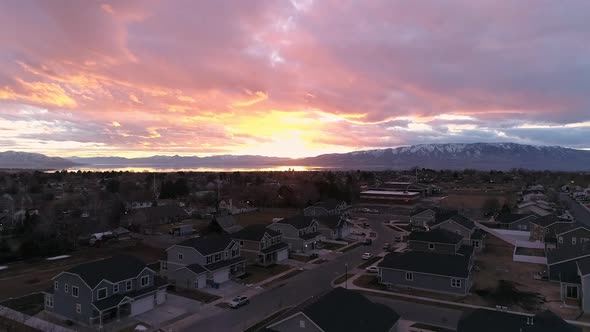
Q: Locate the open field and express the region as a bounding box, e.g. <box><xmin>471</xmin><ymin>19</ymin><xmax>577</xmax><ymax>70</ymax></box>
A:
<box><xmin>440</xmin><ymin>193</ymin><xmax>508</xmax><ymax>210</ymax></box>
<box><xmin>0</xmin><ymin>241</ymin><xmax>163</xmax><ymax>300</ymax></box>
<box><xmin>235</xmin><ymin>208</ymin><xmax>301</xmax><ymax>227</ymax></box>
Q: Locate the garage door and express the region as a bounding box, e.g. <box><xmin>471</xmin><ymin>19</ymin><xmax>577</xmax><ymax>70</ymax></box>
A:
<box><xmin>130</xmin><ymin>296</ymin><xmax>154</xmax><ymax>316</ymax></box>
<box><xmin>156</xmin><ymin>289</ymin><xmax>166</xmax><ymax>305</ymax></box>
<box><xmin>212</xmin><ymin>269</ymin><xmax>229</xmax><ymax>283</ymax></box>
<box><xmin>277</xmin><ymin>249</ymin><xmax>288</xmax><ymax>262</ymax></box>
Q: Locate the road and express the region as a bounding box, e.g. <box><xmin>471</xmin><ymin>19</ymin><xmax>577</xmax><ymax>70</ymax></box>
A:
<box><xmin>560</xmin><ymin>193</ymin><xmax>590</xmax><ymax>226</ymax></box>
<box><xmin>174</xmin><ymin>212</ymin><xmax>395</xmax><ymax>331</ymax></box>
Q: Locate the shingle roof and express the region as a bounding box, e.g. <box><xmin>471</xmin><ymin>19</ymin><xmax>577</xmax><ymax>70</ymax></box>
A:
<box><xmin>300</xmin><ymin>231</ymin><xmax>322</xmax><ymax>241</ymax></box>
<box><xmin>434</xmin><ymin>214</ymin><xmax>475</xmax><ymax>230</ymax></box>
<box><xmin>577</xmin><ymin>257</ymin><xmax>590</xmax><ymax>276</ymax></box>
<box><xmin>316</xmin><ymin>215</ymin><xmax>345</xmax><ymax>229</ymax></box>
<box><xmin>231</xmin><ymin>224</ymin><xmax>280</xmax><ymax>241</ymax></box>
<box><xmin>457</xmin><ymin>309</ymin><xmax>580</xmax><ymax>332</ymax></box>
<box><xmin>529</xmin><ymin>215</ymin><xmax>563</xmax><ymax>227</ymax></box>
<box><xmin>496</xmin><ymin>213</ymin><xmax>537</xmax><ymax>224</ymax></box>
<box><xmin>185</xmin><ymin>263</ymin><xmax>207</xmax><ymax>275</ymax></box>
<box><xmin>301</xmin><ymin>287</ymin><xmax>400</xmax><ymax>332</ymax></box>
<box><xmin>175</xmin><ymin>234</ymin><xmax>234</xmax><ymax>255</ymax></box>
<box><xmin>261</xmin><ymin>242</ymin><xmax>289</xmax><ymax>254</ymax></box>
<box><xmin>409</xmin><ymin>229</ymin><xmax>463</xmax><ymax>245</ymax></box>
<box><xmin>276</xmin><ymin>215</ymin><xmax>315</xmax><ymax>229</ymax></box>
<box><xmin>378</xmin><ymin>251</ymin><xmax>471</xmax><ymax>278</ymax></box>
<box><xmin>547</xmin><ymin>245</ymin><xmax>590</xmax><ymax>265</ymax></box>
<box><xmin>204</xmin><ymin>256</ymin><xmax>245</xmax><ymax>272</ymax></box>
<box><xmin>313</xmin><ymin>199</ymin><xmax>344</xmax><ymax>211</ymax></box>
<box><xmin>66</xmin><ymin>255</ymin><xmax>148</xmax><ymax>288</ymax></box>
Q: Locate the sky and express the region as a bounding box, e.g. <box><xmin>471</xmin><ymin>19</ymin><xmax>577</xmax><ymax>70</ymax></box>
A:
<box><xmin>1</xmin><ymin>0</ymin><xmax>589</xmax><ymax>158</ymax></box>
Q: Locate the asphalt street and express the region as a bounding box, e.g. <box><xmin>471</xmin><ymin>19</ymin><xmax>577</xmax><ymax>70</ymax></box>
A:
<box><xmin>560</xmin><ymin>193</ymin><xmax>590</xmax><ymax>226</ymax></box>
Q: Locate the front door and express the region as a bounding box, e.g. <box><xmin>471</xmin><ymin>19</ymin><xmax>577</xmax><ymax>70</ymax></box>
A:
<box><xmin>566</xmin><ymin>285</ymin><xmax>579</xmax><ymax>299</ymax></box>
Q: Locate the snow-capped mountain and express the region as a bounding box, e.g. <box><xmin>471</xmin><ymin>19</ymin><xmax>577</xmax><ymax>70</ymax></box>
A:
<box><xmin>302</xmin><ymin>143</ymin><xmax>590</xmax><ymax>170</ymax></box>
<box><xmin>0</xmin><ymin>151</ymin><xmax>78</xmax><ymax>169</ymax></box>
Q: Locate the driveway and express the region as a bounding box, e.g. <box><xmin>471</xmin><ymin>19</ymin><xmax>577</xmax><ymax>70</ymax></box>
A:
<box><xmin>202</xmin><ymin>280</ymin><xmax>248</xmax><ymax>298</ymax></box>
<box><xmin>135</xmin><ymin>294</ymin><xmax>202</xmax><ymax>326</ymax></box>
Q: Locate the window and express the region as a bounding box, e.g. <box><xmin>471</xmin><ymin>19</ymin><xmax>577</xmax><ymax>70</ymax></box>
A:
<box><xmin>113</xmin><ymin>284</ymin><xmax>119</xmax><ymax>293</ymax></box>
<box><xmin>232</xmin><ymin>248</ymin><xmax>239</xmax><ymax>257</ymax></box>
<box><xmin>240</xmin><ymin>240</ymin><xmax>244</xmax><ymax>246</ymax></box>
<box><xmin>71</xmin><ymin>286</ymin><xmax>79</xmax><ymax>298</ymax></box>
<box><xmin>451</xmin><ymin>278</ymin><xmax>462</xmax><ymax>288</ymax></box>
<box><xmin>126</xmin><ymin>280</ymin><xmax>132</xmax><ymax>291</ymax></box>
<box><xmin>54</xmin><ymin>281</ymin><xmax>58</xmax><ymax>290</ymax></box>
<box><xmin>312</xmin><ymin>226</ymin><xmax>316</xmax><ymax>232</ymax></box>
<box><xmin>225</xmin><ymin>251</ymin><xmax>229</xmax><ymax>258</ymax></box>
<box><xmin>559</xmin><ymin>236</ymin><xmax>563</xmax><ymax>244</ymax></box>
<box><xmin>64</xmin><ymin>283</ymin><xmax>69</xmax><ymax>293</ymax></box>
<box><xmin>162</xmin><ymin>261</ymin><xmax>167</xmax><ymax>271</ymax></box>
<box><xmin>97</xmin><ymin>288</ymin><xmax>107</xmax><ymax>300</ymax></box>
<box><xmin>405</xmin><ymin>272</ymin><xmax>413</xmax><ymax>281</ymax></box>
<box><xmin>178</xmin><ymin>253</ymin><xmax>183</xmax><ymax>261</ymax></box>
<box><xmin>299</xmin><ymin>320</ymin><xmax>306</xmax><ymax>328</ymax></box>
<box><xmin>472</xmin><ymin>240</ymin><xmax>480</xmax><ymax>248</ymax></box>
<box><xmin>45</xmin><ymin>295</ymin><xmax>54</xmax><ymax>308</ymax></box>
<box><xmin>566</xmin><ymin>285</ymin><xmax>579</xmax><ymax>299</ymax></box>
<box><xmin>75</xmin><ymin>303</ymin><xmax>82</xmax><ymax>314</ymax></box>
<box><xmin>582</xmin><ymin>238</ymin><xmax>589</xmax><ymax>243</ymax></box>
<box><xmin>215</xmin><ymin>253</ymin><xmax>221</xmax><ymax>261</ymax></box>
<box><xmin>428</xmin><ymin>243</ymin><xmax>435</xmax><ymax>250</ymax></box>
<box><xmin>572</xmin><ymin>237</ymin><xmax>577</xmax><ymax>245</ymax></box>
<box><xmin>141</xmin><ymin>275</ymin><xmax>149</xmax><ymax>287</ymax></box>
<box><xmin>206</xmin><ymin>256</ymin><xmax>213</xmax><ymax>264</ymax></box>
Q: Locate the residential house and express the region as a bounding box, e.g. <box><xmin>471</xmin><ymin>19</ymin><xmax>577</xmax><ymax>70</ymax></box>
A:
<box><xmin>457</xmin><ymin>309</ymin><xmax>580</xmax><ymax>332</ymax></box>
<box><xmin>546</xmin><ymin>246</ymin><xmax>590</xmax><ymax>309</ymax></box>
<box><xmin>429</xmin><ymin>213</ymin><xmax>483</xmax><ymax>249</ymax></box>
<box><xmin>303</xmin><ymin>199</ymin><xmax>347</xmax><ymax>217</ymax></box>
<box><xmin>131</xmin><ymin>205</ymin><xmax>188</xmax><ymax>228</ymax></box>
<box><xmin>408</xmin><ymin>229</ymin><xmax>464</xmax><ymax>255</ymax></box>
<box><xmin>268</xmin><ymin>215</ymin><xmax>323</xmax><ymax>252</ymax></box>
<box><xmin>315</xmin><ymin>215</ymin><xmax>351</xmax><ymax>240</ymax></box>
<box><xmin>378</xmin><ymin>250</ymin><xmax>473</xmax><ymax>296</ymax></box>
<box><xmin>410</xmin><ymin>208</ymin><xmax>457</xmax><ymax>228</ymax></box>
<box><xmin>517</xmin><ymin>201</ymin><xmax>553</xmax><ymax>217</ymax></box>
<box><xmin>554</xmin><ymin>225</ymin><xmax>590</xmax><ymax>249</ymax></box>
<box><xmin>43</xmin><ymin>255</ymin><xmax>167</xmax><ymax>327</ymax></box>
<box><xmin>388</xmin><ymin>223</ymin><xmax>412</xmax><ymax>242</ymax></box>
<box><xmin>529</xmin><ymin>215</ymin><xmax>574</xmax><ymax>242</ymax></box>
<box><xmin>209</xmin><ymin>213</ymin><xmax>243</xmax><ymax>234</ymax></box>
<box><xmin>267</xmin><ymin>287</ymin><xmax>400</xmax><ymax>332</ymax></box>
<box><xmin>231</xmin><ymin>225</ymin><xmax>289</xmax><ymax>266</ymax></box>
<box><xmin>161</xmin><ymin>234</ymin><xmax>245</xmax><ymax>289</ymax></box>
<box><xmin>494</xmin><ymin>213</ymin><xmax>538</xmax><ymax>231</ymax></box>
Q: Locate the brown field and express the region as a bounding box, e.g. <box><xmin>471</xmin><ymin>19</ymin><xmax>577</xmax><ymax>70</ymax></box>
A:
<box><xmin>440</xmin><ymin>193</ymin><xmax>508</xmax><ymax>210</ymax></box>
<box><xmin>234</xmin><ymin>208</ymin><xmax>301</xmax><ymax>227</ymax></box>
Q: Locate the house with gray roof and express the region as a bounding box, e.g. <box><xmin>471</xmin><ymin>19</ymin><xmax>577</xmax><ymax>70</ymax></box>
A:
<box><xmin>546</xmin><ymin>244</ymin><xmax>590</xmax><ymax>311</ymax></box>
<box><xmin>303</xmin><ymin>199</ymin><xmax>347</xmax><ymax>217</ymax></box>
<box><xmin>268</xmin><ymin>215</ymin><xmax>323</xmax><ymax>252</ymax></box>
<box><xmin>43</xmin><ymin>255</ymin><xmax>167</xmax><ymax>327</ymax></box>
<box><xmin>494</xmin><ymin>213</ymin><xmax>538</xmax><ymax>231</ymax></box>
<box><xmin>161</xmin><ymin>234</ymin><xmax>245</xmax><ymax>290</ymax></box>
<box><xmin>458</xmin><ymin>309</ymin><xmax>580</xmax><ymax>332</ymax></box>
<box><xmin>409</xmin><ymin>229</ymin><xmax>464</xmax><ymax>255</ymax></box>
<box><xmin>315</xmin><ymin>214</ymin><xmax>352</xmax><ymax>240</ymax></box>
<box><xmin>429</xmin><ymin>213</ymin><xmax>484</xmax><ymax>250</ymax></box>
<box><xmin>268</xmin><ymin>287</ymin><xmax>400</xmax><ymax>332</ymax></box>
<box><xmin>231</xmin><ymin>225</ymin><xmax>289</xmax><ymax>266</ymax></box>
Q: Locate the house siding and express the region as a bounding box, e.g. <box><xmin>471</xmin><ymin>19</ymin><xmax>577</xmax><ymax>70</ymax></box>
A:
<box><xmin>581</xmin><ymin>275</ymin><xmax>590</xmax><ymax>311</ymax></box>
<box><xmin>432</xmin><ymin>220</ymin><xmax>472</xmax><ymax>242</ymax></box>
<box><xmin>409</xmin><ymin>240</ymin><xmax>458</xmax><ymax>255</ymax></box>
<box><xmin>172</xmin><ymin>268</ymin><xmax>206</xmax><ymax>289</ymax></box>
<box><xmin>506</xmin><ymin>219</ymin><xmax>532</xmax><ymax>231</ymax></box>
<box><xmin>49</xmin><ymin>273</ymin><xmax>94</xmax><ymax>325</ymax></box>
<box><xmin>557</xmin><ymin>229</ymin><xmax>590</xmax><ymax>249</ymax></box>
<box><xmin>268</xmin><ymin>221</ymin><xmax>320</xmax><ymax>252</ymax></box>
<box><xmin>269</xmin><ymin>313</ymin><xmax>323</xmax><ymax>332</ymax></box>
<box><xmin>411</xmin><ymin>210</ymin><xmax>435</xmax><ymax>227</ymax></box>
<box><xmin>380</xmin><ymin>268</ymin><xmax>469</xmax><ymax>295</ymax></box>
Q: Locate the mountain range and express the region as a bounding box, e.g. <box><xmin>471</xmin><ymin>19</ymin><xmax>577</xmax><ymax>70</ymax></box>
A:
<box><xmin>1</xmin><ymin>143</ymin><xmax>590</xmax><ymax>171</ymax></box>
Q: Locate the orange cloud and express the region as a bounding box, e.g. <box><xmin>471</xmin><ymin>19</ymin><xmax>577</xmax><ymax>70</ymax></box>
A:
<box><xmin>0</xmin><ymin>78</ymin><xmax>77</xmax><ymax>108</ymax></box>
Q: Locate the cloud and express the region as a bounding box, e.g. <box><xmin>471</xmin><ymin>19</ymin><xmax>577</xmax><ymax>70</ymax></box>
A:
<box><xmin>0</xmin><ymin>0</ymin><xmax>589</xmax><ymax>157</ymax></box>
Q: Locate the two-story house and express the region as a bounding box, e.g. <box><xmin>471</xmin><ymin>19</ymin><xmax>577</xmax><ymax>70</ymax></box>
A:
<box><xmin>161</xmin><ymin>234</ymin><xmax>245</xmax><ymax>290</ymax></box>
<box><xmin>408</xmin><ymin>229</ymin><xmax>464</xmax><ymax>255</ymax></box>
<box><xmin>43</xmin><ymin>255</ymin><xmax>167</xmax><ymax>327</ymax></box>
<box><xmin>268</xmin><ymin>215</ymin><xmax>323</xmax><ymax>252</ymax></box>
<box><xmin>410</xmin><ymin>208</ymin><xmax>457</xmax><ymax>228</ymax></box>
<box><xmin>231</xmin><ymin>225</ymin><xmax>289</xmax><ymax>266</ymax></box>
<box><xmin>458</xmin><ymin>309</ymin><xmax>580</xmax><ymax>332</ymax></box>
<box><xmin>494</xmin><ymin>213</ymin><xmax>538</xmax><ymax>231</ymax></box>
<box><xmin>316</xmin><ymin>215</ymin><xmax>352</xmax><ymax>240</ymax></box>
<box><xmin>303</xmin><ymin>199</ymin><xmax>347</xmax><ymax>217</ymax></box>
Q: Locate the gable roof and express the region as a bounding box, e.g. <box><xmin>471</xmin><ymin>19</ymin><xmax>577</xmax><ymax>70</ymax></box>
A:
<box><xmin>577</xmin><ymin>257</ymin><xmax>590</xmax><ymax>276</ymax></box>
<box><xmin>175</xmin><ymin>234</ymin><xmax>234</xmax><ymax>255</ymax></box>
<box><xmin>433</xmin><ymin>213</ymin><xmax>475</xmax><ymax>230</ymax></box>
<box><xmin>496</xmin><ymin>213</ymin><xmax>537</xmax><ymax>224</ymax></box>
<box><xmin>409</xmin><ymin>229</ymin><xmax>464</xmax><ymax>245</ymax></box>
<box><xmin>312</xmin><ymin>199</ymin><xmax>345</xmax><ymax>211</ymax></box>
<box><xmin>276</xmin><ymin>215</ymin><xmax>315</xmax><ymax>229</ymax></box>
<box><xmin>230</xmin><ymin>224</ymin><xmax>280</xmax><ymax>241</ymax></box>
<box><xmin>316</xmin><ymin>215</ymin><xmax>346</xmax><ymax>230</ymax></box>
<box><xmin>66</xmin><ymin>255</ymin><xmax>148</xmax><ymax>288</ymax></box>
<box><xmin>378</xmin><ymin>251</ymin><xmax>471</xmax><ymax>278</ymax></box>
<box><xmin>457</xmin><ymin>309</ymin><xmax>580</xmax><ymax>332</ymax></box>
<box><xmin>529</xmin><ymin>215</ymin><xmax>564</xmax><ymax>228</ymax></box>
<box><xmin>212</xmin><ymin>214</ymin><xmax>243</xmax><ymax>233</ymax></box>
<box><xmin>301</xmin><ymin>287</ymin><xmax>400</xmax><ymax>332</ymax></box>
<box><xmin>547</xmin><ymin>245</ymin><xmax>590</xmax><ymax>265</ymax></box>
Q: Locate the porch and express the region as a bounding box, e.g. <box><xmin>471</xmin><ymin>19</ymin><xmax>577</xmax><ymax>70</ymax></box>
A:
<box><xmin>89</xmin><ymin>299</ymin><xmax>132</xmax><ymax>327</ymax></box>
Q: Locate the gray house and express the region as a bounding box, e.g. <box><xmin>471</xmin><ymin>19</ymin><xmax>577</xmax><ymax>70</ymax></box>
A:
<box><xmin>303</xmin><ymin>199</ymin><xmax>347</xmax><ymax>217</ymax></box>
<box><xmin>555</xmin><ymin>225</ymin><xmax>590</xmax><ymax>249</ymax></box>
<box><xmin>495</xmin><ymin>213</ymin><xmax>538</xmax><ymax>231</ymax></box>
<box><xmin>161</xmin><ymin>234</ymin><xmax>246</xmax><ymax>290</ymax></box>
<box><xmin>410</xmin><ymin>207</ymin><xmax>457</xmax><ymax>227</ymax></box>
<box><xmin>43</xmin><ymin>255</ymin><xmax>167</xmax><ymax>327</ymax></box>
<box><xmin>546</xmin><ymin>245</ymin><xmax>590</xmax><ymax>311</ymax></box>
<box><xmin>378</xmin><ymin>251</ymin><xmax>473</xmax><ymax>296</ymax></box>
<box><xmin>268</xmin><ymin>215</ymin><xmax>323</xmax><ymax>252</ymax></box>
<box><xmin>231</xmin><ymin>225</ymin><xmax>289</xmax><ymax>266</ymax></box>
<box><xmin>268</xmin><ymin>287</ymin><xmax>400</xmax><ymax>332</ymax></box>
<box><xmin>458</xmin><ymin>308</ymin><xmax>580</xmax><ymax>332</ymax></box>
<box><xmin>408</xmin><ymin>229</ymin><xmax>464</xmax><ymax>255</ymax></box>
<box><xmin>316</xmin><ymin>215</ymin><xmax>351</xmax><ymax>240</ymax></box>
<box><xmin>430</xmin><ymin>213</ymin><xmax>482</xmax><ymax>248</ymax></box>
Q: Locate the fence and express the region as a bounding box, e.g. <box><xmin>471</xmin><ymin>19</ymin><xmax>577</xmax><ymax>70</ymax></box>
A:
<box><xmin>476</xmin><ymin>222</ymin><xmax>544</xmax><ymax>248</ymax></box>
<box><xmin>0</xmin><ymin>305</ymin><xmax>75</xmax><ymax>332</ymax></box>
<box><xmin>513</xmin><ymin>247</ymin><xmax>547</xmax><ymax>264</ymax></box>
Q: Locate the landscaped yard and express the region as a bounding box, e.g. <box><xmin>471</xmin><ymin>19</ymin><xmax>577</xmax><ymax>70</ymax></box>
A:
<box><xmin>238</xmin><ymin>264</ymin><xmax>291</xmax><ymax>284</ymax></box>
<box><xmin>169</xmin><ymin>288</ymin><xmax>221</xmax><ymax>303</ymax></box>
<box><xmin>333</xmin><ymin>273</ymin><xmax>354</xmax><ymax>285</ymax></box>
<box><xmin>234</xmin><ymin>208</ymin><xmax>301</xmax><ymax>227</ymax></box>
<box><xmin>339</xmin><ymin>242</ymin><xmax>362</xmax><ymax>253</ymax></box>
<box><xmin>357</xmin><ymin>256</ymin><xmax>382</xmax><ymax>269</ymax></box>
<box><xmin>319</xmin><ymin>241</ymin><xmax>345</xmax><ymax>251</ymax></box>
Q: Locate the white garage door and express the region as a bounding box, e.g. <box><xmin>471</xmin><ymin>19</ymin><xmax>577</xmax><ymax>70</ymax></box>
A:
<box><xmin>212</xmin><ymin>269</ymin><xmax>229</xmax><ymax>283</ymax></box>
<box><xmin>131</xmin><ymin>296</ymin><xmax>154</xmax><ymax>316</ymax></box>
<box><xmin>156</xmin><ymin>289</ymin><xmax>166</xmax><ymax>305</ymax></box>
<box><xmin>277</xmin><ymin>249</ymin><xmax>288</xmax><ymax>262</ymax></box>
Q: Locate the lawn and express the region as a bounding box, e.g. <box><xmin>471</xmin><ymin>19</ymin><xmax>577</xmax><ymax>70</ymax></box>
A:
<box><xmin>333</xmin><ymin>273</ymin><xmax>354</xmax><ymax>285</ymax></box>
<box><xmin>234</xmin><ymin>208</ymin><xmax>301</xmax><ymax>227</ymax></box>
<box><xmin>357</xmin><ymin>256</ymin><xmax>382</xmax><ymax>269</ymax></box>
<box><xmin>238</xmin><ymin>264</ymin><xmax>291</xmax><ymax>284</ymax></box>
<box><xmin>339</xmin><ymin>242</ymin><xmax>363</xmax><ymax>253</ymax></box>
<box><xmin>353</xmin><ymin>274</ymin><xmax>388</xmax><ymax>291</ymax></box>
<box><xmin>0</xmin><ymin>293</ymin><xmax>45</xmax><ymax>316</ymax></box>
<box><xmin>169</xmin><ymin>288</ymin><xmax>221</xmax><ymax>303</ymax></box>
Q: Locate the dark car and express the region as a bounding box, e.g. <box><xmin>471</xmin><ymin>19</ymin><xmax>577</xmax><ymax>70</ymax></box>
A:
<box><xmin>363</xmin><ymin>238</ymin><xmax>373</xmax><ymax>246</ymax></box>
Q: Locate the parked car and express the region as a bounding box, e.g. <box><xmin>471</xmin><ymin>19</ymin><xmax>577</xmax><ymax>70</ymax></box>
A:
<box><xmin>363</xmin><ymin>238</ymin><xmax>373</xmax><ymax>246</ymax></box>
<box><xmin>366</xmin><ymin>266</ymin><xmax>379</xmax><ymax>273</ymax></box>
<box><xmin>229</xmin><ymin>296</ymin><xmax>250</xmax><ymax>308</ymax></box>
<box><xmin>383</xmin><ymin>243</ymin><xmax>391</xmax><ymax>251</ymax></box>
<box><xmin>362</xmin><ymin>252</ymin><xmax>373</xmax><ymax>260</ymax></box>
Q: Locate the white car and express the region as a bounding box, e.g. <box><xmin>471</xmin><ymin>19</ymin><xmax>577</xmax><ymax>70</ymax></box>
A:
<box><xmin>228</xmin><ymin>296</ymin><xmax>249</xmax><ymax>309</ymax></box>
<box><xmin>362</xmin><ymin>252</ymin><xmax>373</xmax><ymax>260</ymax></box>
<box><xmin>366</xmin><ymin>266</ymin><xmax>379</xmax><ymax>273</ymax></box>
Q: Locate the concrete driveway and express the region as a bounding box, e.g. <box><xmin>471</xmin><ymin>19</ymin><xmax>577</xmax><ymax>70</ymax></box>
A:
<box><xmin>203</xmin><ymin>280</ymin><xmax>248</xmax><ymax>298</ymax></box>
<box><xmin>135</xmin><ymin>294</ymin><xmax>202</xmax><ymax>326</ymax></box>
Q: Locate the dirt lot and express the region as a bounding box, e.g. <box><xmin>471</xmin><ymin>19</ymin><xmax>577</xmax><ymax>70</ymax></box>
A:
<box><xmin>515</xmin><ymin>247</ymin><xmax>546</xmax><ymax>257</ymax></box>
<box><xmin>440</xmin><ymin>193</ymin><xmax>508</xmax><ymax>210</ymax></box>
<box><xmin>0</xmin><ymin>240</ymin><xmax>163</xmax><ymax>300</ymax></box>
<box><xmin>234</xmin><ymin>208</ymin><xmax>300</xmax><ymax>227</ymax></box>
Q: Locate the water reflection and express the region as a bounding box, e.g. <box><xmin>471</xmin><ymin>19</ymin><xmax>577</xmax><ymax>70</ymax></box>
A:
<box><xmin>65</xmin><ymin>165</ymin><xmax>319</xmax><ymax>172</ymax></box>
